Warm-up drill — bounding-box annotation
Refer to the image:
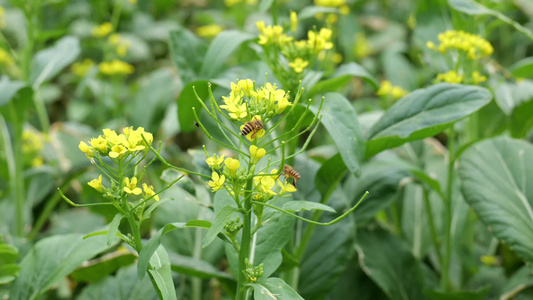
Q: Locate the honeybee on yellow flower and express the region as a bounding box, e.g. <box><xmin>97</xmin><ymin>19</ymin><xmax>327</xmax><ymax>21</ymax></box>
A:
<box><xmin>241</xmin><ymin>119</ymin><xmax>264</xmax><ymax>139</ymax></box>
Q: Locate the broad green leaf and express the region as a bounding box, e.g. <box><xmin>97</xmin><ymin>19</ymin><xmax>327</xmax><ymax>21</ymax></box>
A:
<box><xmin>448</xmin><ymin>0</ymin><xmax>533</xmax><ymax>40</ymax></box>
<box><xmin>366</xmin><ymin>83</ymin><xmax>491</xmax><ymax>157</ymax></box>
<box><xmin>168</xmin><ymin>252</ymin><xmax>234</xmax><ymax>280</ymax></box>
<box><xmin>70</xmin><ymin>250</ymin><xmax>137</xmax><ymax>282</ymax></box>
<box><xmin>202</xmin><ymin>206</ymin><xmax>239</xmax><ymax>248</ymax></box>
<box><xmin>315</xmin><ymin>153</ymin><xmax>347</xmax><ymax>197</ymax></box>
<box><xmin>77</xmin><ymin>265</ymin><xmax>158</xmax><ymax>300</ymax></box>
<box><xmin>299</xmin><ymin>219</ymin><xmax>354</xmax><ymax>299</ymax></box>
<box><xmin>169</xmin><ymin>28</ymin><xmax>206</xmax><ymax>83</ymax></box>
<box><xmin>129</xmin><ymin>68</ymin><xmax>182</xmax><ymax>130</ymax></box>
<box><xmin>252</xmin><ymin>277</ymin><xmax>304</xmax><ymax>300</ymax></box>
<box><xmin>356</xmin><ymin>227</ymin><xmax>427</xmax><ymax>299</ymax></box>
<box><xmin>306</xmin><ymin>62</ymin><xmax>378</xmax><ymax>98</ymax></box>
<box><xmin>147</xmin><ymin>246</ymin><xmax>176</xmax><ymax>300</ymax></box>
<box><xmin>0</xmin><ymin>77</ymin><xmax>30</xmax><ymax>107</ymax></box>
<box><xmin>10</xmin><ymin>234</ymin><xmax>108</xmax><ymax>300</ymax></box>
<box><xmin>199</xmin><ymin>30</ymin><xmax>254</xmax><ymax>78</ymax></box>
<box><xmin>0</xmin><ymin>76</ymin><xmax>34</xmax><ymax>123</ymax></box>
<box><xmin>258</xmin><ymin>0</ymin><xmax>275</xmax><ymax>12</ymax></box>
<box><xmin>510</xmin><ymin>99</ymin><xmax>533</xmax><ymax>138</ymax></box>
<box><xmin>458</xmin><ymin>137</ymin><xmax>533</xmax><ymax>264</ymax></box>
<box><xmin>177</xmin><ymin>80</ymin><xmax>210</xmax><ymax>132</ymax></box>
<box><xmin>0</xmin><ymin>238</ymin><xmax>19</xmax><ymax>285</ymax></box>
<box><xmin>510</xmin><ymin>57</ymin><xmax>533</xmax><ymax>79</ymax></box>
<box><xmin>492</xmin><ymin>79</ymin><xmax>533</xmax><ymax>116</ymax></box>
<box><xmin>30</xmin><ymin>36</ymin><xmax>80</xmax><ymax>88</ymax></box>
<box><xmin>138</xmin><ymin>221</ymin><xmax>209</xmax><ymax>280</ymax></box>
<box><xmin>500</xmin><ymin>266</ymin><xmax>533</xmax><ymax>299</ymax></box>
<box><xmin>107</xmin><ymin>213</ymin><xmax>123</xmax><ymax>246</ymax></box>
<box><xmin>424</xmin><ymin>286</ymin><xmax>490</xmax><ymax>300</ymax></box>
<box><xmin>310</xmin><ymin>92</ymin><xmax>365</xmax><ymax>176</ymax></box>
<box><xmin>283</xmin><ymin>201</ymin><xmax>336</xmax><ymax>213</ymax></box>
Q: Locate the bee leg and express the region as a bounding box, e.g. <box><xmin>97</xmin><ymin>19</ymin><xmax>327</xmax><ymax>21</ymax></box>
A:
<box><xmin>292</xmin><ymin>178</ymin><xmax>296</xmax><ymax>186</ymax></box>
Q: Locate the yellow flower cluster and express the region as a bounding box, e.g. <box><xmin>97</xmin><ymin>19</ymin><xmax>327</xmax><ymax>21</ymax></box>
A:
<box><xmin>87</xmin><ymin>174</ymin><xmax>159</xmax><ymax>201</ymax></box>
<box><xmin>71</xmin><ymin>59</ymin><xmax>94</xmax><ymax>77</ymax></box>
<box><xmin>314</xmin><ymin>0</ymin><xmax>349</xmax><ymax>23</ymax></box>
<box><xmin>377</xmin><ymin>81</ymin><xmax>409</xmax><ymax>99</ymax></box>
<box><xmin>426</xmin><ymin>30</ymin><xmax>493</xmax><ymax>59</ymax></box>
<box><xmin>257</xmin><ymin>21</ymin><xmax>293</xmax><ymax>47</ymax></box>
<box><xmin>99</xmin><ymin>59</ymin><xmax>134</xmax><ymax>75</ymax></box>
<box><xmin>78</xmin><ymin>127</ymin><xmax>153</xmax><ymax>160</ymax></box>
<box><xmin>436</xmin><ymin>70</ymin><xmax>463</xmax><ymax>84</ymax></box>
<box><xmin>207</xmin><ymin>156</ymin><xmax>241</xmax><ymax>192</ymax></box>
<box><xmin>307</xmin><ymin>28</ymin><xmax>334</xmax><ymax>54</ymax></box>
<box><xmin>220</xmin><ymin>79</ymin><xmax>291</xmax><ymax>128</ymax></box>
<box><xmin>253</xmin><ymin>169</ymin><xmax>297</xmax><ymax>201</ymax></box>
<box><xmin>196</xmin><ymin>24</ymin><xmax>224</xmax><ymax>38</ymax></box>
<box><xmin>22</xmin><ymin>129</ymin><xmax>46</xmax><ymax>167</ymax></box>
<box><xmin>0</xmin><ymin>48</ymin><xmax>14</xmax><ymax>67</ymax></box>
<box><xmin>471</xmin><ymin>71</ymin><xmax>487</xmax><ymax>84</ymax></box>
<box><xmin>225</xmin><ymin>0</ymin><xmax>257</xmax><ymax>7</ymax></box>
<box><xmin>288</xmin><ymin>58</ymin><xmax>309</xmax><ymax>73</ymax></box>
<box><xmin>108</xmin><ymin>34</ymin><xmax>130</xmax><ymax>57</ymax></box>
<box><xmin>92</xmin><ymin>22</ymin><xmax>113</xmax><ymax>38</ymax></box>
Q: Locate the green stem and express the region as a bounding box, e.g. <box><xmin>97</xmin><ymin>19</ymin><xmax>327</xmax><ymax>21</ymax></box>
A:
<box><xmin>422</xmin><ymin>185</ymin><xmax>443</xmax><ymax>265</ymax></box>
<box><xmin>126</xmin><ymin>213</ymin><xmax>143</xmax><ymax>252</ymax></box>
<box><xmin>441</xmin><ymin>127</ymin><xmax>455</xmax><ymax>291</ymax></box>
<box><xmin>8</xmin><ymin>103</ymin><xmax>25</xmax><ymax>236</ymax></box>
<box><xmin>236</xmin><ymin>166</ymin><xmax>255</xmax><ymax>300</ymax></box>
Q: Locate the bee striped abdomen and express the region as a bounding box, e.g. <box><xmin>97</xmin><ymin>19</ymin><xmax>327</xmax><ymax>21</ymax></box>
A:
<box><xmin>241</xmin><ymin>120</ymin><xmax>264</xmax><ymax>138</ymax></box>
<box><xmin>282</xmin><ymin>164</ymin><xmax>301</xmax><ymax>185</ymax></box>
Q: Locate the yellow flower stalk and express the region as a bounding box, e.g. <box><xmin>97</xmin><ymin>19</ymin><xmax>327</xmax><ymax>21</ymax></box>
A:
<box><xmin>209</xmin><ymin>172</ymin><xmax>225</xmax><ymax>191</ymax></box>
<box><xmin>124</xmin><ymin>177</ymin><xmax>142</xmax><ymax>195</ymax></box>
<box><xmin>88</xmin><ymin>175</ymin><xmax>104</xmax><ymax>192</ymax></box>
<box><xmin>290</xmin><ymin>11</ymin><xmax>298</xmax><ymax>32</ymax></box>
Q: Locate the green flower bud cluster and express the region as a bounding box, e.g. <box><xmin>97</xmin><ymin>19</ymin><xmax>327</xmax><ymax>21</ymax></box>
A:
<box><xmin>244</xmin><ymin>258</ymin><xmax>264</xmax><ymax>282</ymax></box>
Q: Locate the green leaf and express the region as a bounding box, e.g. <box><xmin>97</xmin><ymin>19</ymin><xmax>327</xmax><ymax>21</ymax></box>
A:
<box><xmin>10</xmin><ymin>234</ymin><xmax>108</xmax><ymax>300</ymax></box>
<box><xmin>510</xmin><ymin>57</ymin><xmax>533</xmax><ymax>79</ymax></box>
<box><xmin>282</xmin><ymin>201</ymin><xmax>336</xmax><ymax>213</ymax></box>
<box><xmin>299</xmin><ymin>219</ymin><xmax>354</xmax><ymax>299</ymax></box>
<box><xmin>199</xmin><ymin>30</ymin><xmax>254</xmax><ymax>78</ymax></box>
<box><xmin>356</xmin><ymin>227</ymin><xmax>427</xmax><ymax>299</ymax></box>
<box><xmin>258</xmin><ymin>0</ymin><xmax>275</xmax><ymax>12</ymax></box>
<box><xmin>30</xmin><ymin>36</ymin><xmax>80</xmax><ymax>88</ymax></box>
<box><xmin>77</xmin><ymin>265</ymin><xmax>158</xmax><ymax>300</ymax></box>
<box><xmin>138</xmin><ymin>221</ymin><xmax>208</xmax><ymax>280</ymax></box>
<box><xmin>315</xmin><ymin>153</ymin><xmax>347</xmax><ymax>197</ymax></box>
<box><xmin>306</xmin><ymin>62</ymin><xmax>377</xmax><ymax>98</ymax></box>
<box><xmin>251</xmin><ymin>277</ymin><xmax>304</xmax><ymax>300</ymax></box>
<box><xmin>458</xmin><ymin>137</ymin><xmax>533</xmax><ymax>264</ymax></box>
<box><xmin>107</xmin><ymin>213</ymin><xmax>123</xmax><ymax>246</ymax></box>
<box><xmin>448</xmin><ymin>0</ymin><xmax>533</xmax><ymax>40</ymax></box>
<box><xmin>0</xmin><ymin>76</ymin><xmax>34</xmax><ymax>123</ymax></box>
<box><xmin>147</xmin><ymin>246</ymin><xmax>176</xmax><ymax>300</ymax></box>
<box><xmin>0</xmin><ymin>77</ymin><xmax>30</xmax><ymax>107</ymax></box>
<box><xmin>70</xmin><ymin>250</ymin><xmax>137</xmax><ymax>282</ymax></box>
<box><xmin>169</xmin><ymin>28</ymin><xmax>206</xmax><ymax>83</ymax></box>
<box><xmin>177</xmin><ymin>80</ymin><xmax>210</xmax><ymax>132</ymax></box>
<box><xmin>168</xmin><ymin>252</ymin><xmax>234</xmax><ymax>280</ymax></box>
<box><xmin>0</xmin><ymin>238</ymin><xmax>19</xmax><ymax>285</ymax></box>
<box><xmin>310</xmin><ymin>92</ymin><xmax>365</xmax><ymax>176</ymax></box>
<box><xmin>492</xmin><ymin>79</ymin><xmax>533</xmax><ymax>115</ymax></box>
<box><xmin>202</xmin><ymin>205</ymin><xmax>239</xmax><ymax>248</ymax></box>
<box><xmin>424</xmin><ymin>286</ymin><xmax>490</xmax><ymax>300</ymax></box>
<box><xmin>366</xmin><ymin>83</ymin><xmax>491</xmax><ymax>157</ymax></box>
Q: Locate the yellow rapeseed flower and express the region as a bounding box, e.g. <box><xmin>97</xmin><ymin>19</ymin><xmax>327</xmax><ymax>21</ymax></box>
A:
<box><xmin>99</xmin><ymin>59</ymin><xmax>134</xmax><ymax>75</ymax></box>
<box><xmin>196</xmin><ymin>24</ymin><xmax>224</xmax><ymax>38</ymax></box>
<box><xmin>308</xmin><ymin>28</ymin><xmax>333</xmax><ymax>53</ymax></box>
<box><xmin>88</xmin><ymin>175</ymin><xmax>104</xmax><ymax>192</ymax></box>
<box><xmin>377</xmin><ymin>80</ymin><xmax>408</xmax><ymax>99</ymax></box>
<box><xmin>290</xmin><ymin>11</ymin><xmax>298</xmax><ymax>32</ymax></box>
<box><xmin>250</xmin><ymin>145</ymin><xmax>266</xmax><ymax>163</ymax></box>
<box><xmin>257</xmin><ymin>21</ymin><xmax>293</xmax><ymax>47</ymax></box>
<box><xmin>208</xmin><ymin>172</ymin><xmax>225</xmax><ymax>191</ymax></box>
<box><xmin>278</xmin><ymin>180</ymin><xmax>297</xmax><ymax>195</ymax></box>
<box><xmin>471</xmin><ymin>71</ymin><xmax>487</xmax><ymax>84</ymax></box>
<box><xmin>206</xmin><ymin>153</ymin><xmax>225</xmax><ymax>169</ymax></box>
<box><xmin>436</xmin><ymin>70</ymin><xmax>463</xmax><ymax>84</ymax></box>
<box><xmin>92</xmin><ymin>22</ymin><xmax>113</xmax><ymax>38</ymax></box>
<box><xmin>79</xmin><ymin>141</ymin><xmax>95</xmax><ymax>158</ymax></box>
<box><xmin>314</xmin><ymin>0</ymin><xmax>346</xmax><ymax>7</ymax></box>
<box><xmin>288</xmin><ymin>58</ymin><xmax>309</xmax><ymax>73</ymax></box>
<box><xmin>142</xmin><ymin>183</ymin><xmax>159</xmax><ymax>201</ymax></box>
<box><xmin>225</xmin><ymin>157</ymin><xmax>240</xmax><ymax>173</ymax></box>
<box><xmin>428</xmin><ymin>30</ymin><xmax>493</xmax><ymax>60</ymax></box>
<box><xmin>71</xmin><ymin>59</ymin><xmax>94</xmax><ymax>77</ymax></box>
<box><xmin>123</xmin><ymin>177</ymin><xmax>142</xmax><ymax>195</ymax></box>
<box><xmin>109</xmin><ymin>144</ymin><xmax>127</xmax><ymax>159</ymax></box>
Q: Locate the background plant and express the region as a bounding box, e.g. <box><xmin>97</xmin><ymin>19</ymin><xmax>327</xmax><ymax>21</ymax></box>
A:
<box><xmin>1</xmin><ymin>0</ymin><xmax>533</xmax><ymax>299</ymax></box>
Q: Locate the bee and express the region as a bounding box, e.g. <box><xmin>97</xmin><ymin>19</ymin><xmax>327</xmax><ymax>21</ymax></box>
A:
<box><xmin>241</xmin><ymin>119</ymin><xmax>264</xmax><ymax>139</ymax></box>
<box><xmin>281</xmin><ymin>164</ymin><xmax>301</xmax><ymax>186</ymax></box>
